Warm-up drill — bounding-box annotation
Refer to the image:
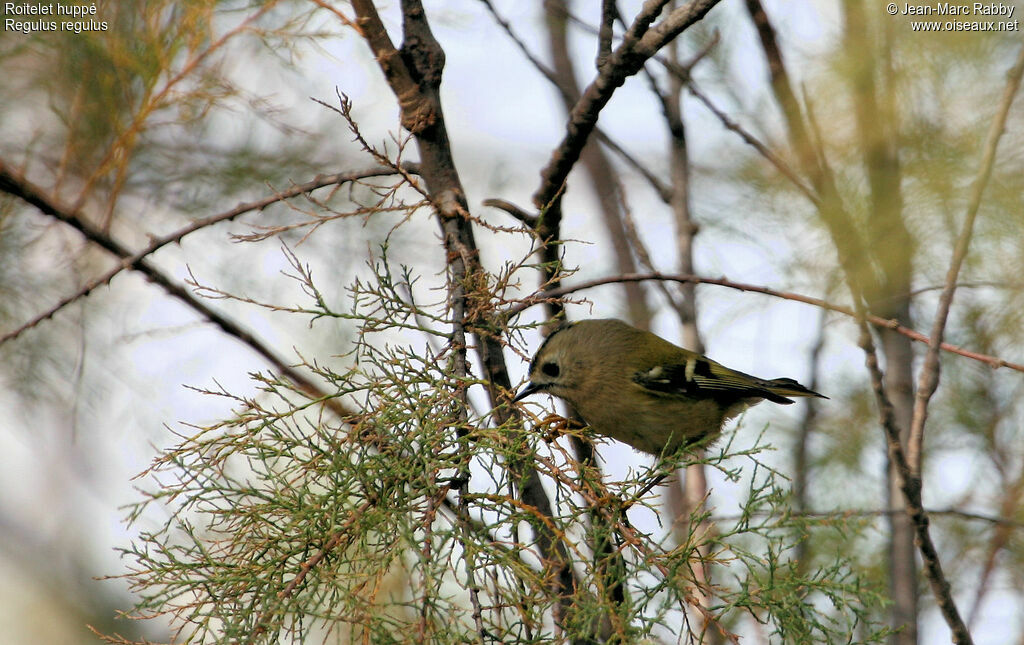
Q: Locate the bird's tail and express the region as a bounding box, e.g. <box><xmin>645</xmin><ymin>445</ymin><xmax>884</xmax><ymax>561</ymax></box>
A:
<box><xmin>761</xmin><ymin>378</ymin><xmax>828</xmax><ymax>404</ymax></box>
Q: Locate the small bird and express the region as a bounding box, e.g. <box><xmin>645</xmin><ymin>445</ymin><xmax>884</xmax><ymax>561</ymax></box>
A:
<box><xmin>514</xmin><ymin>319</ymin><xmax>826</xmax><ymax>455</ymax></box>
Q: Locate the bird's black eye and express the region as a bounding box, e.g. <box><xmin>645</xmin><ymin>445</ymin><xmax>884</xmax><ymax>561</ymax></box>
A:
<box><xmin>541</xmin><ymin>361</ymin><xmax>560</xmax><ymax>378</ymax></box>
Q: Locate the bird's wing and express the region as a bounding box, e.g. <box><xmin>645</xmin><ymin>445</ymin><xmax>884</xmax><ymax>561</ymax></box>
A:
<box><xmin>631</xmin><ymin>355</ymin><xmax>813</xmax><ymax>404</ymax></box>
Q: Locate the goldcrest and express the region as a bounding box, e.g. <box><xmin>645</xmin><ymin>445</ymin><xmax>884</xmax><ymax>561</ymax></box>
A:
<box><xmin>515</xmin><ymin>319</ymin><xmax>825</xmax><ymax>455</ymax></box>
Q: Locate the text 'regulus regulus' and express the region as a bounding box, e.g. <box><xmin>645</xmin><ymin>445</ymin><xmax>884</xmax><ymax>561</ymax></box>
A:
<box><xmin>515</xmin><ymin>319</ymin><xmax>826</xmax><ymax>455</ymax></box>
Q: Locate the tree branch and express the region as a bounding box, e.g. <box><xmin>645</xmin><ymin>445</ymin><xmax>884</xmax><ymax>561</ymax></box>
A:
<box><xmin>0</xmin><ymin>162</ymin><xmax>418</xmax><ymax>345</ymax></box>
<box><xmin>0</xmin><ymin>159</ymin><xmax>349</xmax><ymax>418</ymax></box>
<box><xmin>501</xmin><ymin>271</ymin><xmax>1024</xmax><ymax>373</ymax></box>
<box><xmin>478</xmin><ymin>0</ymin><xmax>673</xmax><ymax>202</ymax></box>
<box><xmin>855</xmin><ymin>310</ymin><xmax>973</xmax><ymax>645</ymax></box>
<box><xmin>684</xmin><ymin>79</ymin><xmax>818</xmax><ymax>205</ymax></box>
<box><xmin>596</xmin><ymin>0</ymin><xmax>617</xmax><ymax>71</ymax></box>
<box><xmin>907</xmin><ymin>42</ymin><xmax>1024</xmax><ymax>474</ymax></box>
<box><xmin>533</xmin><ymin>0</ymin><xmax>722</xmax><ymax>212</ymax></box>
<box><xmin>347</xmin><ymin>0</ymin><xmax>580</xmax><ymax>633</ymax></box>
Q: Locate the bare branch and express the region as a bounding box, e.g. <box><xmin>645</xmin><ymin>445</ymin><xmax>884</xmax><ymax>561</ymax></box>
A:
<box><xmin>793</xmin><ymin>308</ymin><xmax>827</xmax><ymax>571</ymax></box>
<box><xmin>968</xmin><ymin>467</ymin><xmax>1024</xmax><ymax>626</ymax></box>
<box><xmin>710</xmin><ymin>506</ymin><xmax>1024</xmax><ymax>530</ymax></box>
<box><xmin>0</xmin><ymin>163</ymin><xmax>417</xmax><ymax>345</ymax></box>
<box><xmin>907</xmin><ymin>43</ymin><xmax>1024</xmax><ymax>474</ymax></box>
<box><xmin>482</xmin><ymin>198</ymin><xmax>538</xmax><ymax>228</ymax></box>
<box><xmin>479</xmin><ymin>0</ymin><xmax>673</xmax><ymax>202</ymax></box>
<box><xmin>0</xmin><ymin>159</ymin><xmax>351</xmax><ymax>418</ymax></box>
<box><xmin>347</xmin><ymin>0</ymin><xmax>580</xmax><ymax>630</ymax></box>
<box><xmin>544</xmin><ymin>0</ymin><xmax>653</xmax><ymax>329</ymax></box>
<box><xmin>742</xmin><ymin>0</ymin><xmax>816</xmax><ymax>175</ymax></box>
<box><xmin>855</xmin><ymin>310</ymin><xmax>974</xmax><ymax>645</ymax></box>
<box><xmin>596</xmin><ymin>0</ymin><xmax>617</xmax><ymax>70</ymax></box>
<box><xmin>533</xmin><ymin>0</ymin><xmax>722</xmax><ymax>211</ymax></box>
<box><xmin>685</xmin><ymin>80</ymin><xmax>818</xmax><ymax>206</ymax></box>
<box><xmin>500</xmin><ymin>272</ymin><xmax>1024</xmax><ymax>373</ymax></box>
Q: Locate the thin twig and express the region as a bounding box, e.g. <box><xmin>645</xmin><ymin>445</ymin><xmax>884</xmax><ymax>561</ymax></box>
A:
<box><xmin>346</xmin><ymin>1</ymin><xmax>580</xmax><ymax>634</ymax></box>
<box><xmin>73</xmin><ymin>1</ymin><xmax>282</xmax><ymax>216</ymax></box>
<box><xmin>533</xmin><ymin>0</ymin><xmax>722</xmax><ymax>211</ymax></box>
<box><xmin>597</xmin><ymin>0</ymin><xmax>616</xmax><ymax>70</ymax></box>
<box><xmin>793</xmin><ymin>307</ymin><xmax>827</xmax><ymax>523</ymax></box>
<box><xmin>684</xmin><ymin>80</ymin><xmax>818</xmax><ymax>206</ymax></box>
<box><xmin>742</xmin><ymin>0</ymin><xmax>817</xmax><ymax>175</ymax></box>
<box><xmin>855</xmin><ymin>309</ymin><xmax>974</xmax><ymax>645</ymax></box>
<box><xmin>593</xmin><ymin>129</ymin><xmax>673</xmax><ymax>202</ymax></box>
<box><xmin>501</xmin><ymin>272</ymin><xmax>1024</xmax><ymax>373</ymax></box>
<box><xmin>738</xmin><ymin>0</ymin><xmax>879</xmax><ymax>305</ymax></box>
<box><xmin>482</xmin><ymin>198</ymin><xmax>538</xmax><ymax>228</ymax></box>
<box><xmin>247</xmin><ymin>501</ymin><xmax>372</xmax><ymax>642</ymax></box>
<box><xmin>709</xmin><ymin>506</ymin><xmax>1024</xmax><ymax>530</ymax></box>
<box><xmin>907</xmin><ymin>42</ymin><xmax>1024</xmax><ymax>475</ymax></box>
<box><xmin>478</xmin><ymin>0</ymin><xmax>673</xmax><ymax>202</ymax></box>
<box><xmin>968</xmin><ymin>465</ymin><xmax>1024</xmax><ymax>625</ymax></box>
<box><xmin>0</xmin><ymin>163</ymin><xmax>417</xmax><ymax>345</ymax></box>
<box><xmin>0</xmin><ymin>159</ymin><xmax>351</xmax><ymax>419</ymax></box>
<box><xmin>552</xmin><ymin>5</ymin><xmax>719</xmax><ymax>207</ymax></box>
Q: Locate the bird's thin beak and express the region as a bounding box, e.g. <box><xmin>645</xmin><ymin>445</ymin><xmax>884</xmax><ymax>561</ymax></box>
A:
<box><xmin>513</xmin><ymin>381</ymin><xmax>544</xmax><ymax>403</ymax></box>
